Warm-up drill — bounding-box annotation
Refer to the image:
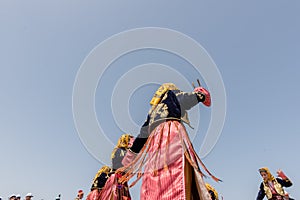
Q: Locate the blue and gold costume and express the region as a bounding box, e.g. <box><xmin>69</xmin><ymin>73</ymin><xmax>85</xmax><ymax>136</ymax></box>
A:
<box><xmin>256</xmin><ymin>167</ymin><xmax>294</xmax><ymax>200</ymax></box>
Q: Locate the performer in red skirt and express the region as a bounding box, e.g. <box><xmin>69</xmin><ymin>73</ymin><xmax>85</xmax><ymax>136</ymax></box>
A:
<box><xmin>100</xmin><ymin>134</ymin><xmax>134</xmax><ymax>200</ymax></box>
<box><xmin>86</xmin><ymin>165</ymin><xmax>112</xmax><ymax>200</ymax></box>
<box><xmin>119</xmin><ymin>83</ymin><xmax>220</xmax><ymax>200</ymax></box>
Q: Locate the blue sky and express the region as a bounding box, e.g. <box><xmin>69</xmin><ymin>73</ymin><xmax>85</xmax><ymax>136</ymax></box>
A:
<box><xmin>0</xmin><ymin>1</ymin><xmax>299</xmax><ymax>199</ymax></box>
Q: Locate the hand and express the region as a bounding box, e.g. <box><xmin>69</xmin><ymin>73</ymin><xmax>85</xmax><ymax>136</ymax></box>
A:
<box><xmin>194</xmin><ymin>87</ymin><xmax>211</xmax><ymax>107</ymax></box>
<box><xmin>277</xmin><ymin>169</ymin><xmax>288</xmax><ymax>180</ymax></box>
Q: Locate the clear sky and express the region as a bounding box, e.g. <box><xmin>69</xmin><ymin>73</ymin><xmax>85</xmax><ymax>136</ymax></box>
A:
<box><xmin>0</xmin><ymin>1</ymin><xmax>299</xmax><ymax>200</ymax></box>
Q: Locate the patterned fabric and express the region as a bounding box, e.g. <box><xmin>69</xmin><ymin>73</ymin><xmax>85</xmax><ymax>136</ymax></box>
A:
<box><xmin>150</xmin><ymin>83</ymin><xmax>179</xmax><ymax>106</ymax></box>
<box><xmin>91</xmin><ymin>166</ymin><xmax>112</xmax><ymax>190</ymax></box>
<box><xmin>119</xmin><ymin>121</ymin><xmax>217</xmax><ymax>200</ymax></box>
<box><xmin>100</xmin><ymin>173</ymin><xmax>131</xmax><ymax>200</ymax></box>
<box><xmin>112</xmin><ymin>148</ymin><xmax>128</xmax><ymax>170</ymax></box>
<box><xmin>130</xmin><ymin>89</ymin><xmax>207</xmax><ymax>154</ymax></box>
<box><xmin>256</xmin><ymin>177</ymin><xmax>293</xmax><ymax>200</ymax></box>
<box><xmin>118</xmin><ymin>83</ymin><xmax>218</xmax><ymax>199</ymax></box>
<box><xmin>86</xmin><ymin>189</ymin><xmax>101</xmax><ymax>200</ymax></box>
<box><xmin>99</xmin><ymin>144</ymin><xmax>132</xmax><ymax>199</ymax></box>
<box><xmin>111</xmin><ymin>134</ymin><xmax>133</xmax><ymax>161</ymax></box>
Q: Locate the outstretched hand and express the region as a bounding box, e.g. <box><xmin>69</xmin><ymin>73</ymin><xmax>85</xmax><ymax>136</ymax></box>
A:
<box><xmin>277</xmin><ymin>169</ymin><xmax>288</xmax><ymax>180</ymax></box>
<box><xmin>194</xmin><ymin>87</ymin><xmax>211</xmax><ymax>107</ymax></box>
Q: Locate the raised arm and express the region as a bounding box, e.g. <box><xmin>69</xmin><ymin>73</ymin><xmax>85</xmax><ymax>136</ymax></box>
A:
<box><xmin>277</xmin><ymin>170</ymin><xmax>293</xmax><ymax>187</ymax></box>
<box><xmin>175</xmin><ymin>87</ymin><xmax>211</xmax><ymax>111</ymax></box>
<box><xmin>129</xmin><ymin>115</ymin><xmax>150</xmax><ymax>154</ymax></box>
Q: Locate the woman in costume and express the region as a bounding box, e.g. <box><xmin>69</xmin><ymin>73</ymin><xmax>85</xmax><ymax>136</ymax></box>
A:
<box><xmin>100</xmin><ymin>134</ymin><xmax>134</xmax><ymax>200</ymax></box>
<box><xmin>86</xmin><ymin>165</ymin><xmax>112</xmax><ymax>200</ymax></box>
<box><xmin>256</xmin><ymin>167</ymin><xmax>294</xmax><ymax>200</ymax></box>
<box><xmin>119</xmin><ymin>83</ymin><xmax>220</xmax><ymax>200</ymax></box>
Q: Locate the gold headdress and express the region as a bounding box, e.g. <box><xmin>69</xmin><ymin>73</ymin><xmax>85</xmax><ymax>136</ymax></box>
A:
<box><xmin>111</xmin><ymin>134</ymin><xmax>133</xmax><ymax>159</ymax></box>
<box><xmin>259</xmin><ymin>167</ymin><xmax>275</xmax><ymax>182</ymax></box>
<box><xmin>205</xmin><ymin>183</ymin><xmax>219</xmax><ymax>200</ymax></box>
<box><xmin>117</xmin><ymin>134</ymin><xmax>132</xmax><ymax>148</ymax></box>
<box><xmin>150</xmin><ymin>83</ymin><xmax>178</xmax><ymax>106</ymax></box>
<box><xmin>92</xmin><ymin>165</ymin><xmax>111</xmax><ymax>183</ymax></box>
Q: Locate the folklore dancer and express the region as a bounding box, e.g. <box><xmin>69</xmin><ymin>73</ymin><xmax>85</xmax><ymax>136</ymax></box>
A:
<box><xmin>86</xmin><ymin>165</ymin><xmax>112</xmax><ymax>200</ymax></box>
<box><xmin>256</xmin><ymin>167</ymin><xmax>294</xmax><ymax>200</ymax></box>
<box><xmin>119</xmin><ymin>82</ymin><xmax>221</xmax><ymax>200</ymax></box>
<box><xmin>100</xmin><ymin>134</ymin><xmax>134</xmax><ymax>200</ymax></box>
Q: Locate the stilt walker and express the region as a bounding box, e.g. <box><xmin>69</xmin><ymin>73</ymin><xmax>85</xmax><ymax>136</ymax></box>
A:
<box><xmin>119</xmin><ymin>82</ymin><xmax>221</xmax><ymax>200</ymax></box>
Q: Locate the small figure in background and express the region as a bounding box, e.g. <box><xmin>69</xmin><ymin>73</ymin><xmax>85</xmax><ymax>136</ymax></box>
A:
<box><xmin>15</xmin><ymin>195</ymin><xmax>20</xmax><ymax>200</ymax></box>
<box><xmin>75</xmin><ymin>190</ymin><xmax>84</xmax><ymax>200</ymax></box>
<box><xmin>55</xmin><ymin>194</ymin><xmax>61</xmax><ymax>200</ymax></box>
<box><xmin>25</xmin><ymin>193</ymin><xmax>33</xmax><ymax>200</ymax></box>
<box><xmin>256</xmin><ymin>167</ymin><xmax>294</xmax><ymax>200</ymax></box>
<box><xmin>9</xmin><ymin>194</ymin><xmax>16</xmax><ymax>200</ymax></box>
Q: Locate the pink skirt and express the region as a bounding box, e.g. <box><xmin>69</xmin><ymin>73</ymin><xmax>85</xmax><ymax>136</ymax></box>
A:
<box><xmin>100</xmin><ymin>173</ymin><xmax>131</xmax><ymax>200</ymax></box>
<box><xmin>120</xmin><ymin>121</ymin><xmax>218</xmax><ymax>200</ymax></box>
<box><xmin>86</xmin><ymin>189</ymin><xmax>101</xmax><ymax>200</ymax></box>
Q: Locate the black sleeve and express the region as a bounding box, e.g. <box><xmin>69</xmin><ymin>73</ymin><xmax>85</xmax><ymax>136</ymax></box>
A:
<box><xmin>130</xmin><ymin>115</ymin><xmax>150</xmax><ymax>153</ymax></box>
<box><xmin>208</xmin><ymin>190</ymin><xmax>216</xmax><ymax>200</ymax></box>
<box><xmin>276</xmin><ymin>178</ymin><xmax>293</xmax><ymax>187</ymax></box>
<box><xmin>256</xmin><ymin>183</ymin><xmax>265</xmax><ymax>200</ymax></box>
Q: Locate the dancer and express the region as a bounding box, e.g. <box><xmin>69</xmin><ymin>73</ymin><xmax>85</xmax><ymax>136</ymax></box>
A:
<box><xmin>75</xmin><ymin>190</ymin><xmax>84</xmax><ymax>200</ymax></box>
<box><xmin>256</xmin><ymin>167</ymin><xmax>294</xmax><ymax>200</ymax></box>
<box><xmin>119</xmin><ymin>82</ymin><xmax>220</xmax><ymax>200</ymax></box>
<box><xmin>100</xmin><ymin>134</ymin><xmax>134</xmax><ymax>200</ymax></box>
<box><xmin>86</xmin><ymin>165</ymin><xmax>112</xmax><ymax>200</ymax></box>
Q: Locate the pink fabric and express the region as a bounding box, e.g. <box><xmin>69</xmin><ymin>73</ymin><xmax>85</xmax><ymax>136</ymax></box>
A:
<box><xmin>139</xmin><ymin>121</ymin><xmax>211</xmax><ymax>200</ymax></box>
<box><xmin>86</xmin><ymin>189</ymin><xmax>101</xmax><ymax>200</ymax></box>
<box><xmin>99</xmin><ymin>174</ymin><xmax>116</xmax><ymax>200</ymax></box>
<box><xmin>122</xmin><ymin>150</ymin><xmax>137</xmax><ymax>167</ymax></box>
<box><xmin>100</xmin><ymin>174</ymin><xmax>131</xmax><ymax>200</ymax></box>
<box><xmin>268</xmin><ymin>181</ymin><xmax>277</xmax><ymax>194</ymax></box>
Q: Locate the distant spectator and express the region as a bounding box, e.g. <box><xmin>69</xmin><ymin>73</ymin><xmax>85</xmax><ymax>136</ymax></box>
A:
<box><xmin>16</xmin><ymin>195</ymin><xmax>20</xmax><ymax>200</ymax></box>
<box><xmin>9</xmin><ymin>194</ymin><xmax>16</xmax><ymax>200</ymax></box>
<box><xmin>25</xmin><ymin>193</ymin><xmax>33</xmax><ymax>200</ymax></box>
<box><xmin>75</xmin><ymin>190</ymin><xmax>84</xmax><ymax>200</ymax></box>
<box><xmin>55</xmin><ymin>194</ymin><xmax>61</xmax><ymax>200</ymax></box>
